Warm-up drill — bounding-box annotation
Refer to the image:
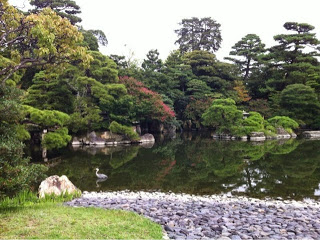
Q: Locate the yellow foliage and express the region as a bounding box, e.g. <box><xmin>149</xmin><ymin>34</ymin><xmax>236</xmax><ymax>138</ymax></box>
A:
<box><xmin>0</xmin><ymin>1</ymin><xmax>92</xmax><ymax>83</ymax></box>
<box><xmin>233</xmin><ymin>80</ymin><xmax>251</xmax><ymax>102</ymax></box>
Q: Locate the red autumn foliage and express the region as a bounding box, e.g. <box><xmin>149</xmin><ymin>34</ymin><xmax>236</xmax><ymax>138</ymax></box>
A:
<box><xmin>140</xmin><ymin>87</ymin><xmax>155</xmax><ymax>95</ymax></box>
<box><xmin>119</xmin><ymin>76</ymin><xmax>175</xmax><ymax>122</ymax></box>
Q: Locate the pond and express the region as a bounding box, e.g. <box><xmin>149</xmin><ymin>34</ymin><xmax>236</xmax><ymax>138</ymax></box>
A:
<box><xmin>29</xmin><ymin>132</ymin><xmax>320</xmax><ymax>200</ymax></box>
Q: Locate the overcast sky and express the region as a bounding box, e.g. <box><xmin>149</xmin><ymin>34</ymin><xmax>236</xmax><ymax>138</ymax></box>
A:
<box><xmin>9</xmin><ymin>0</ymin><xmax>320</xmax><ymax>62</ymax></box>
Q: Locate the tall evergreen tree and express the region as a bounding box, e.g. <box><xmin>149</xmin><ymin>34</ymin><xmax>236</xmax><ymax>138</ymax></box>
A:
<box><xmin>265</xmin><ymin>22</ymin><xmax>320</xmax><ymax>92</ymax></box>
<box><xmin>183</xmin><ymin>50</ymin><xmax>216</xmax><ymax>76</ymax></box>
<box><xmin>225</xmin><ymin>34</ymin><xmax>266</xmax><ymax>80</ymax></box>
<box><xmin>85</xmin><ymin>51</ymin><xmax>118</xmax><ymax>84</ymax></box>
<box><xmin>23</xmin><ymin>70</ymin><xmax>75</xmax><ymax>113</ymax></box>
<box><xmin>142</xmin><ymin>49</ymin><xmax>163</xmax><ymax>72</ymax></box>
<box><xmin>186</xmin><ymin>79</ymin><xmax>212</xmax><ymax>99</ymax></box>
<box><xmin>140</xmin><ymin>49</ymin><xmax>171</xmax><ymax>95</ymax></box>
<box><xmin>175</xmin><ymin>17</ymin><xmax>222</xmax><ymax>53</ymax></box>
<box><xmin>164</xmin><ymin>50</ymin><xmax>194</xmax><ymax>93</ymax></box>
<box><xmin>279</xmin><ymin>84</ymin><xmax>320</xmax><ymax>126</ymax></box>
<box><xmin>80</xmin><ymin>29</ymin><xmax>108</xmax><ymax>51</ymax></box>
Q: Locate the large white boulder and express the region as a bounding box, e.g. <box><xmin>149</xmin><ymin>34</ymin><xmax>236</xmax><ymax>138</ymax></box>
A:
<box><xmin>38</xmin><ymin>175</ymin><xmax>80</xmax><ymax>198</ymax></box>
<box><xmin>139</xmin><ymin>133</ymin><xmax>155</xmax><ymax>143</ymax></box>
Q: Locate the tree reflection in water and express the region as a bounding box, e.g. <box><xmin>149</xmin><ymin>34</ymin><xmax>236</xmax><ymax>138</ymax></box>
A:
<box><xmin>42</xmin><ymin>133</ymin><xmax>320</xmax><ymax>200</ymax></box>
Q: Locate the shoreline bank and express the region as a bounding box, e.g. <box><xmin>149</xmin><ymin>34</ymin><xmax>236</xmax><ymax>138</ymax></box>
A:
<box><xmin>65</xmin><ymin>191</ymin><xmax>320</xmax><ymax>239</ymax></box>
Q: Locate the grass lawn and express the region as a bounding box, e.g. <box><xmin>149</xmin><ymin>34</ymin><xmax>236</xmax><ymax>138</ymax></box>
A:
<box><xmin>0</xmin><ymin>203</ymin><xmax>163</xmax><ymax>239</ymax></box>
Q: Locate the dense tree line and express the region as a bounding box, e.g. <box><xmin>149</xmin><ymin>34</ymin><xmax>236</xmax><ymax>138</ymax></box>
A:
<box><xmin>115</xmin><ymin>20</ymin><xmax>320</xmax><ymax>133</ymax></box>
<box><xmin>1</xmin><ymin>0</ymin><xmax>320</xmax><ymax>197</ymax></box>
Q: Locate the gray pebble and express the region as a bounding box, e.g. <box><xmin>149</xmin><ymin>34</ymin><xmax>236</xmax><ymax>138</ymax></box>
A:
<box><xmin>231</xmin><ymin>235</ymin><xmax>242</xmax><ymax>240</ymax></box>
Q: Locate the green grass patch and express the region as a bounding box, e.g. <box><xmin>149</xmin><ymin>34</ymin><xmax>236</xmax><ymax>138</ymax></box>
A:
<box><xmin>0</xmin><ymin>202</ymin><xmax>163</xmax><ymax>239</ymax></box>
<box><xmin>0</xmin><ymin>190</ymin><xmax>81</xmax><ymax>209</ymax></box>
<box><xmin>0</xmin><ymin>191</ymin><xmax>163</xmax><ymax>239</ymax></box>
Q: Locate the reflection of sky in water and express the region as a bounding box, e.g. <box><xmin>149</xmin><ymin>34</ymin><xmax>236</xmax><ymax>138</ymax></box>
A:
<box><xmin>314</xmin><ymin>184</ymin><xmax>320</xmax><ymax>196</ymax></box>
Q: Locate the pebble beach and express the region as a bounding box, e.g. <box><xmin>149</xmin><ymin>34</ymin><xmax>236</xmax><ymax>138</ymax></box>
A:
<box><xmin>65</xmin><ymin>191</ymin><xmax>320</xmax><ymax>239</ymax></box>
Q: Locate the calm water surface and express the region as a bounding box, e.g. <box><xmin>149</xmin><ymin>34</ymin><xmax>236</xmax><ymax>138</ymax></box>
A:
<box><xmin>29</xmin><ymin>133</ymin><xmax>320</xmax><ymax>200</ymax></box>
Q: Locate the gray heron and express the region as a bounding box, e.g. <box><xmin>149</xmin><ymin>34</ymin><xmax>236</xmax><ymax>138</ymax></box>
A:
<box><xmin>95</xmin><ymin>168</ymin><xmax>108</xmax><ymax>179</ymax></box>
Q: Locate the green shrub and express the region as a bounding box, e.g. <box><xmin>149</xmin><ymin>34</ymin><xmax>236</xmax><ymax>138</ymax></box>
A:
<box><xmin>267</xmin><ymin>116</ymin><xmax>299</xmax><ymax>133</ymax></box>
<box><xmin>263</xmin><ymin>124</ymin><xmax>277</xmax><ymax>137</ymax></box>
<box><xmin>234</xmin><ymin>112</ymin><xmax>265</xmax><ymax>136</ymax></box>
<box><xmin>202</xmin><ymin>98</ymin><xmax>243</xmax><ymax>134</ymax></box>
<box><xmin>42</xmin><ymin>127</ymin><xmax>71</xmax><ymax>149</ymax></box>
<box><xmin>109</xmin><ymin>121</ymin><xmax>140</xmax><ymax>141</ymax></box>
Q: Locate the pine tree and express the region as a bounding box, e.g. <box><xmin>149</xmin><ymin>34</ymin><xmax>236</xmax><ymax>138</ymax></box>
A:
<box><xmin>265</xmin><ymin>22</ymin><xmax>320</xmax><ymax>92</ymax></box>
<box><xmin>30</xmin><ymin>0</ymin><xmax>82</xmax><ymax>25</ymax></box>
<box><xmin>24</xmin><ymin>71</ymin><xmax>75</xmax><ymax>113</ymax></box>
<box><xmin>226</xmin><ymin>34</ymin><xmax>265</xmax><ymax>80</ymax></box>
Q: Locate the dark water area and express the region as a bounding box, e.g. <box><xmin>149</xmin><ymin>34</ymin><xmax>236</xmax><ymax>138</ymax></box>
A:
<box><xmin>29</xmin><ymin>132</ymin><xmax>320</xmax><ymax>200</ymax></box>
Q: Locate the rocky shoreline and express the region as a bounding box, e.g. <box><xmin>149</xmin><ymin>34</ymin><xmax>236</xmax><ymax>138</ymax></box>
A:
<box><xmin>65</xmin><ymin>191</ymin><xmax>320</xmax><ymax>239</ymax></box>
<box><xmin>71</xmin><ymin>131</ymin><xmax>155</xmax><ymax>146</ymax></box>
